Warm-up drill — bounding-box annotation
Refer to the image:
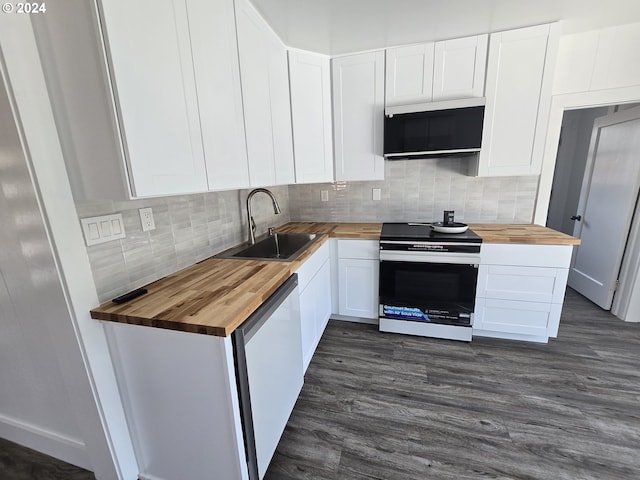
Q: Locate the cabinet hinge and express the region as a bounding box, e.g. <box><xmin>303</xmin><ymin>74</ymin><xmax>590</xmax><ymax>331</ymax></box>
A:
<box><xmin>613</xmin><ymin>279</ymin><xmax>620</xmax><ymax>291</ymax></box>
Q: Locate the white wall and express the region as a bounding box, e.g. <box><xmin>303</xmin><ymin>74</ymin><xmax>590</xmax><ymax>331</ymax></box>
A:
<box><xmin>0</xmin><ymin>14</ymin><xmax>137</xmax><ymax>479</ymax></box>
<box><xmin>0</xmin><ymin>51</ymin><xmax>89</xmax><ymax>470</ymax></box>
<box><xmin>536</xmin><ymin>21</ymin><xmax>640</xmax><ymax>322</ymax></box>
<box><xmin>535</xmin><ymin>21</ymin><xmax>640</xmax><ymax>225</ymax></box>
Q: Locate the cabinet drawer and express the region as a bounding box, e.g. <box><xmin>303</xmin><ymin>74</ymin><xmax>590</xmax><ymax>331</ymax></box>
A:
<box><xmin>481</xmin><ymin>243</ymin><xmax>572</xmax><ymax>268</ymax></box>
<box><xmin>474</xmin><ymin>298</ymin><xmax>560</xmax><ymax>337</ymax></box>
<box><xmin>477</xmin><ymin>265</ymin><xmax>568</xmax><ymax>303</ymax></box>
<box><xmin>296</xmin><ymin>240</ymin><xmax>330</xmax><ymax>292</ymax></box>
<box><xmin>337</xmin><ymin>239</ymin><xmax>379</xmax><ymax>260</ymax></box>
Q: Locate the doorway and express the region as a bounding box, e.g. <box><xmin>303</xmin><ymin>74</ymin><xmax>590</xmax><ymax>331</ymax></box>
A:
<box><xmin>546</xmin><ymin>103</ymin><xmax>640</xmax><ymax>317</ymax></box>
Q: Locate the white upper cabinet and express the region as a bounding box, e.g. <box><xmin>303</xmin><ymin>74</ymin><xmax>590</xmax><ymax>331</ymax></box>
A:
<box><xmin>99</xmin><ymin>0</ymin><xmax>208</xmax><ymax>197</ymax></box>
<box><xmin>385</xmin><ymin>43</ymin><xmax>435</xmax><ymax>106</ymax></box>
<box><xmin>187</xmin><ymin>0</ymin><xmax>249</xmax><ymax>190</ymax></box>
<box><xmin>235</xmin><ymin>0</ymin><xmax>295</xmax><ymax>187</ymax></box>
<box><xmin>288</xmin><ymin>50</ymin><xmax>334</xmax><ymax>184</ymax></box>
<box><xmin>433</xmin><ymin>35</ymin><xmax>487</xmax><ymax>101</ymax></box>
<box><xmin>385</xmin><ymin>35</ymin><xmax>487</xmax><ymax>106</ymax></box>
<box><xmin>332</xmin><ymin>51</ymin><xmax>385</xmax><ymax>181</ymax></box>
<box><xmin>472</xmin><ymin>24</ymin><xmax>559</xmax><ymax>177</ymax></box>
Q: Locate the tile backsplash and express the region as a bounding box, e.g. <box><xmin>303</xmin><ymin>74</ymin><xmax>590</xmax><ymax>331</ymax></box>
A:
<box><xmin>77</xmin><ymin>186</ymin><xmax>290</xmax><ymax>302</ymax></box>
<box><xmin>79</xmin><ymin>158</ymin><xmax>539</xmax><ymax>301</ymax></box>
<box><xmin>288</xmin><ymin>158</ymin><xmax>539</xmax><ymax>224</ymax></box>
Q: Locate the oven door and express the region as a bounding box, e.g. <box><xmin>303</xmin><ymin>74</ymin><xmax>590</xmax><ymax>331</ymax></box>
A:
<box><xmin>379</xmin><ymin>258</ymin><xmax>478</xmax><ymax>326</ymax></box>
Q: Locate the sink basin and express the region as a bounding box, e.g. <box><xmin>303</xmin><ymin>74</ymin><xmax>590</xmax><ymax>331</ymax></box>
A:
<box><xmin>216</xmin><ymin>233</ymin><xmax>319</xmax><ymax>261</ymax></box>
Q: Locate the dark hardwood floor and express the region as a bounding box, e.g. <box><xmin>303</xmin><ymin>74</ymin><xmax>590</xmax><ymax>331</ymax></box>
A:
<box><xmin>0</xmin><ymin>437</ymin><xmax>94</xmax><ymax>480</ymax></box>
<box><xmin>266</xmin><ymin>289</ymin><xmax>640</xmax><ymax>480</ymax></box>
<box><xmin>2</xmin><ymin>289</ymin><xmax>638</xmax><ymax>480</ymax></box>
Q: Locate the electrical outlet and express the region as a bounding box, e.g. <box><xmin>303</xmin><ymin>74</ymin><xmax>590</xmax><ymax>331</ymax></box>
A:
<box><xmin>321</xmin><ymin>190</ymin><xmax>329</xmax><ymax>202</ymax></box>
<box><xmin>139</xmin><ymin>207</ymin><xmax>156</xmax><ymax>232</ymax></box>
<box><xmin>372</xmin><ymin>188</ymin><xmax>382</xmax><ymax>201</ymax></box>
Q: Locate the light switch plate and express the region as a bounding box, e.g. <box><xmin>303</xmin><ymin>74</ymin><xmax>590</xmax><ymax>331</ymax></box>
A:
<box><xmin>139</xmin><ymin>207</ymin><xmax>156</xmax><ymax>232</ymax></box>
<box><xmin>81</xmin><ymin>214</ymin><xmax>126</xmax><ymax>246</ymax></box>
<box><xmin>372</xmin><ymin>188</ymin><xmax>382</xmax><ymax>201</ymax></box>
<box><xmin>321</xmin><ymin>190</ymin><xmax>329</xmax><ymax>202</ymax></box>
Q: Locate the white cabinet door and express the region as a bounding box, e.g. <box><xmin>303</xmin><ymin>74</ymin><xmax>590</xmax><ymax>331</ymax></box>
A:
<box><xmin>268</xmin><ymin>38</ymin><xmax>296</xmax><ymax>186</ymax></box>
<box><xmin>299</xmin><ymin>259</ymin><xmax>332</xmax><ymax>371</ymax></box>
<box><xmin>289</xmin><ymin>50</ymin><xmax>334</xmax><ymax>184</ymax></box>
<box><xmin>385</xmin><ymin>43</ymin><xmax>434</xmax><ymax>106</ymax></box>
<box><xmin>332</xmin><ymin>52</ymin><xmax>385</xmax><ymax>181</ymax></box>
<box><xmin>187</xmin><ymin>0</ymin><xmax>249</xmax><ymax>190</ymax></box>
<box><xmin>338</xmin><ymin>258</ymin><xmax>379</xmax><ymax>319</ymax></box>
<box><xmin>473</xmin><ymin>24</ymin><xmax>559</xmax><ymax>177</ymax></box>
<box><xmin>475</xmin><ymin>242</ymin><xmax>571</xmax><ymax>342</ymax></box>
<box><xmin>235</xmin><ymin>0</ymin><xmax>294</xmax><ymax>187</ymax></box>
<box><xmin>433</xmin><ymin>35</ymin><xmax>487</xmax><ymax>101</ymax></box>
<box><xmin>474</xmin><ymin>298</ymin><xmax>561</xmax><ymax>339</ymax></box>
<box><xmin>99</xmin><ymin>0</ymin><xmax>207</xmax><ymax>197</ymax></box>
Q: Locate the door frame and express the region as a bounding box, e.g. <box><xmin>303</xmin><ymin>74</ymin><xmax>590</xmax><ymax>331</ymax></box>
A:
<box><xmin>568</xmin><ymin>106</ymin><xmax>640</xmax><ymax>309</ymax></box>
<box><xmin>536</xmin><ymin>87</ymin><xmax>640</xmax><ymax>320</ymax></box>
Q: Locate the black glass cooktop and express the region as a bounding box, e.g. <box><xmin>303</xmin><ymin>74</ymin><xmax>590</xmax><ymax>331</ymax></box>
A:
<box><xmin>380</xmin><ymin>222</ymin><xmax>482</xmax><ymax>243</ymax></box>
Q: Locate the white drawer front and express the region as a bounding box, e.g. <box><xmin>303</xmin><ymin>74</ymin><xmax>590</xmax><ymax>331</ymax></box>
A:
<box><xmin>477</xmin><ymin>265</ymin><xmax>568</xmax><ymax>303</ymax></box>
<box><xmin>481</xmin><ymin>243</ymin><xmax>573</xmax><ymax>268</ymax></box>
<box><xmin>474</xmin><ymin>298</ymin><xmax>560</xmax><ymax>337</ymax></box>
<box><xmin>337</xmin><ymin>239</ymin><xmax>379</xmax><ymax>260</ymax></box>
<box><xmin>296</xmin><ymin>240</ymin><xmax>330</xmax><ymax>292</ymax></box>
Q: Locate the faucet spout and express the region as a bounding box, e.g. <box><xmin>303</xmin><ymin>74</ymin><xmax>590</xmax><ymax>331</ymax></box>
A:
<box><xmin>246</xmin><ymin>188</ymin><xmax>281</xmax><ymax>245</ymax></box>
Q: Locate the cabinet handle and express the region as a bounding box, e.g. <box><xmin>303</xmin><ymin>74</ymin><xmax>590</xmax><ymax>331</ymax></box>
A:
<box><xmin>570</xmin><ymin>215</ymin><xmax>582</xmax><ymax>221</ymax></box>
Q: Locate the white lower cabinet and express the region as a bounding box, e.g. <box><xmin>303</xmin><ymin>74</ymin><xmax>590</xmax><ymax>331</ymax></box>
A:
<box><xmin>474</xmin><ymin>243</ymin><xmax>572</xmax><ymax>342</ymax></box>
<box><xmin>337</xmin><ymin>240</ymin><xmax>380</xmax><ymax>320</ymax></box>
<box><xmin>296</xmin><ymin>241</ymin><xmax>332</xmax><ymax>372</ymax></box>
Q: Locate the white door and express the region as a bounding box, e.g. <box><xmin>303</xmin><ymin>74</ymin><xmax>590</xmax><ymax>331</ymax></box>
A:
<box><xmin>569</xmin><ymin>106</ymin><xmax>640</xmax><ymax>309</ymax></box>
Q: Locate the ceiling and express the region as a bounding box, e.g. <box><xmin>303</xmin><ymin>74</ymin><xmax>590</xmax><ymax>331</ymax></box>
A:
<box><xmin>249</xmin><ymin>0</ymin><xmax>640</xmax><ymax>55</ymax></box>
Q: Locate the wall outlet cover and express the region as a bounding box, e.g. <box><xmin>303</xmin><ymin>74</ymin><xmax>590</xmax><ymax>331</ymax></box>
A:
<box><xmin>139</xmin><ymin>207</ymin><xmax>156</xmax><ymax>232</ymax></box>
<box><xmin>81</xmin><ymin>214</ymin><xmax>126</xmax><ymax>246</ymax></box>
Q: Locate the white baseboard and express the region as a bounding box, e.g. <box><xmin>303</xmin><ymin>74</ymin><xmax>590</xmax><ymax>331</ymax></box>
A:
<box><xmin>472</xmin><ymin>329</ymin><xmax>548</xmax><ymax>343</ymax></box>
<box><xmin>0</xmin><ymin>413</ymin><xmax>92</xmax><ymax>471</ymax></box>
<box><xmin>330</xmin><ymin>314</ymin><xmax>378</xmax><ymax>325</ymax></box>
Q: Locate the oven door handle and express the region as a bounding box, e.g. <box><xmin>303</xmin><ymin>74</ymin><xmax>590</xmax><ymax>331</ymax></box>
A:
<box><xmin>379</xmin><ymin>251</ymin><xmax>480</xmax><ymax>265</ymax></box>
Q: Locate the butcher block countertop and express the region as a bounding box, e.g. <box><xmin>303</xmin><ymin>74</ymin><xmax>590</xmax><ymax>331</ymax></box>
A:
<box><xmin>90</xmin><ymin>222</ymin><xmax>578</xmax><ymax>337</ymax></box>
<box><xmin>90</xmin><ymin>234</ymin><xmax>329</xmax><ymax>337</ymax></box>
<box><xmin>278</xmin><ymin>222</ymin><xmax>579</xmax><ymax>245</ymax></box>
<box><xmin>468</xmin><ymin>224</ymin><xmax>580</xmax><ymax>245</ymax></box>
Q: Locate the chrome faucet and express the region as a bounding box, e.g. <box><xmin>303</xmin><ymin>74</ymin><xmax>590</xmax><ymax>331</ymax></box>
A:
<box><xmin>246</xmin><ymin>188</ymin><xmax>281</xmax><ymax>244</ymax></box>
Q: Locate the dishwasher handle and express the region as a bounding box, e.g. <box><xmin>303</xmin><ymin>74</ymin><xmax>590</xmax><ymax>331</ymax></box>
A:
<box><xmin>237</xmin><ymin>273</ymin><xmax>298</xmax><ymax>344</ymax></box>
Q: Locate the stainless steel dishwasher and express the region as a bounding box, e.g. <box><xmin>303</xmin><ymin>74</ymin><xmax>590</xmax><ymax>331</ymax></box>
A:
<box><xmin>232</xmin><ymin>274</ymin><xmax>303</xmax><ymax>480</ymax></box>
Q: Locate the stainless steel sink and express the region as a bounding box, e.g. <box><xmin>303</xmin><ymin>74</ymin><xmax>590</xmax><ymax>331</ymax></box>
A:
<box><xmin>216</xmin><ymin>233</ymin><xmax>319</xmax><ymax>261</ymax></box>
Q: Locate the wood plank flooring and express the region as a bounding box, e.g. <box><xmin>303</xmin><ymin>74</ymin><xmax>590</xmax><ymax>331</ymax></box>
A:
<box><xmin>0</xmin><ymin>437</ymin><xmax>94</xmax><ymax>480</ymax></box>
<box><xmin>2</xmin><ymin>288</ymin><xmax>638</xmax><ymax>479</ymax></box>
<box><xmin>266</xmin><ymin>289</ymin><xmax>640</xmax><ymax>480</ymax></box>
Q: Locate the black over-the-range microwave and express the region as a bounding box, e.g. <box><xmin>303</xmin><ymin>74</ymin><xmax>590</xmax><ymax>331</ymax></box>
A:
<box><xmin>383</xmin><ymin>98</ymin><xmax>485</xmax><ymax>159</ymax></box>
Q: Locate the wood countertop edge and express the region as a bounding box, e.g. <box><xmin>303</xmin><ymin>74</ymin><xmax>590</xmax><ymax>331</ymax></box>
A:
<box><xmin>90</xmin><ymin>235</ymin><xmax>330</xmax><ymax>337</ymax></box>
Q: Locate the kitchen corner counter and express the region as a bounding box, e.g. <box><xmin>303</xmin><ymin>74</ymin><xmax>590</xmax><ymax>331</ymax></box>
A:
<box><xmin>90</xmin><ymin>221</ymin><xmax>578</xmax><ymax>338</ymax></box>
<box><xmin>90</xmin><ymin>234</ymin><xmax>329</xmax><ymax>337</ymax></box>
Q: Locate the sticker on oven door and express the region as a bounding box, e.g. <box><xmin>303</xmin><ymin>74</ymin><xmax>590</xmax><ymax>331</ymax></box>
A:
<box><xmin>382</xmin><ymin>305</ymin><xmax>430</xmax><ymax>321</ymax></box>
